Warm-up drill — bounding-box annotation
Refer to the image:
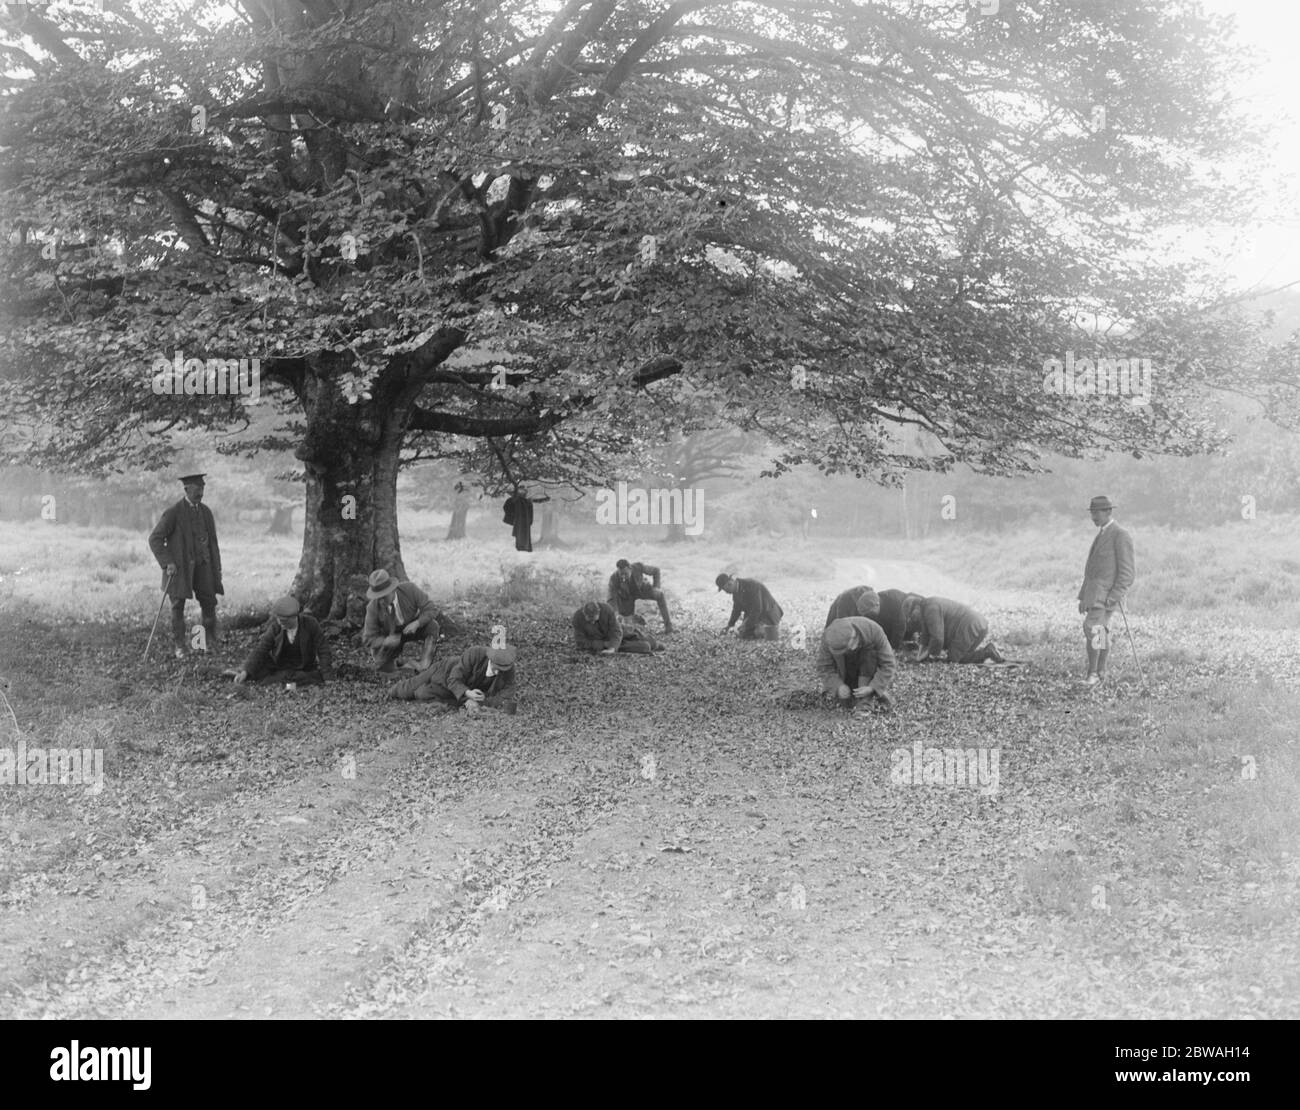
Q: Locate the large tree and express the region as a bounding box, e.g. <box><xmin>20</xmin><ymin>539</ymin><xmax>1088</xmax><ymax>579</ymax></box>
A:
<box><xmin>1</xmin><ymin>0</ymin><xmax>1293</xmax><ymax>615</ymax></box>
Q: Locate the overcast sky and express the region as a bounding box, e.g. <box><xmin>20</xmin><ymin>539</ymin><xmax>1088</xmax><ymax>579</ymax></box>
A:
<box><xmin>1202</xmin><ymin>0</ymin><xmax>1300</xmax><ymax>292</ymax></box>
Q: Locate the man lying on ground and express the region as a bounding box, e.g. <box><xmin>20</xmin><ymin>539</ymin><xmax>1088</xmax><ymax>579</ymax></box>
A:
<box><xmin>716</xmin><ymin>573</ymin><xmax>784</xmax><ymax>641</ymax></box>
<box><xmin>572</xmin><ymin>601</ymin><xmax>662</xmax><ymax>654</ymax></box>
<box><xmin>902</xmin><ymin>596</ymin><xmax>1006</xmax><ymax>664</ymax></box>
<box><xmin>233</xmin><ymin>596</ymin><xmax>331</xmax><ymax>687</ymax></box>
<box><xmin>816</xmin><ymin>616</ymin><xmax>896</xmax><ymax>709</ymax></box>
<box><xmin>389</xmin><ymin>645</ymin><xmax>517</xmax><ymax>713</ymax></box>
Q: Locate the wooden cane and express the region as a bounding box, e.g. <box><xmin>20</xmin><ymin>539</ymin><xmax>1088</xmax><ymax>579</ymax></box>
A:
<box><xmin>144</xmin><ymin>569</ymin><xmax>175</xmax><ymax>660</ymax></box>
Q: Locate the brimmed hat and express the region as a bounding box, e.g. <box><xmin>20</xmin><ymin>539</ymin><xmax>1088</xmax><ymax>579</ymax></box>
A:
<box><xmin>366</xmin><ymin>569</ymin><xmax>399</xmax><ymax>599</ymax></box>
<box><xmin>715</xmin><ymin>573</ymin><xmax>732</xmax><ymax>591</ymax></box>
<box><xmin>487</xmin><ymin>646</ymin><xmax>516</xmax><ymax>671</ymax></box>
<box><xmin>271</xmin><ymin>596</ymin><xmax>300</xmax><ymax>618</ymax></box>
<box><xmin>177</xmin><ymin>465</ymin><xmax>206</xmax><ymax>483</ymax></box>
<box><xmin>1088</xmin><ymin>495</ymin><xmax>1115</xmax><ymax>511</ymax></box>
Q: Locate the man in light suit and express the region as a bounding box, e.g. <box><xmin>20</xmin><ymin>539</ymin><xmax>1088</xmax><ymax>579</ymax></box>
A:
<box><xmin>148</xmin><ymin>468</ymin><xmax>223</xmax><ymax>658</ymax></box>
<box><xmin>1077</xmin><ymin>495</ymin><xmax>1136</xmax><ymax>686</ymax></box>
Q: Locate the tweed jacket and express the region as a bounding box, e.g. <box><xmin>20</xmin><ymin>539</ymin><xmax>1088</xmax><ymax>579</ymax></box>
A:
<box><xmin>361</xmin><ymin>581</ymin><xmax>438</xmax><ymax>649</ymax></box>
<box><xmin>1077</xmin><ymin>522</ymin><xmax>1136</xmax><ymax>609</ymax></box>
<box><xmin>242</xmin><ymin>613</ymin><xmax>332</xmax><ymax>678</ymax></box>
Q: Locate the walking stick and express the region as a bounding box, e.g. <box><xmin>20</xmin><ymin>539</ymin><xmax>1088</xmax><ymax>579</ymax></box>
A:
<box><xmin>144</xmin><ymin>570</ymin><xmax>175</xmax><ymax>661</ymax></box>
<box><xmin>1116</xmin><ymin>600</ymin><xmax>1146</xmax><ymax>688</ymax></box>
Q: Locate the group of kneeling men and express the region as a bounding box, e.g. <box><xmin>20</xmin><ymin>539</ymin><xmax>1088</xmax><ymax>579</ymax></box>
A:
<box><xmin>229</xmin><ymin>557</ymin><xmax>1004</xmax><ymax>715</ymax></box>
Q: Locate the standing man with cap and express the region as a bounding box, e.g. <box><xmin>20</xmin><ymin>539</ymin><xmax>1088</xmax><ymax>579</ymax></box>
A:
<box><xmin>389</xmin><ymin>644</ymin><xmax>518</xmax><ymax>712</ymax></box>
<box><xmin>608</xmin><ymin>558</ymin><xmax>674</xmax><ymax>634</ymax></box>
<box><xmin>148</xmin><ymin>466</ymin><xmax>223</xmax><ymax>659</ymax></box>
<box><xmin>716</xmin><ymin>572</ymin><xmax>784</xmax><ymax>641</ymax></box>
<box><xmin>1078</xmin><ymin>495</ymin><xmax>1136</xmax><ymax>686</ymax></box>
<box><xmin>361</xmin><ymin>569</ymin><xmax>441</xmax><ymax>673</ymax></box>
<box><xmin>233</xmin><ymin>596</ymin><xmax>331</xmax><ymax>687</ymax></box>
<box><xmin>817</xmin><ymin>616</ymin><xmax>896</xmax><ymax>709</ymax></box>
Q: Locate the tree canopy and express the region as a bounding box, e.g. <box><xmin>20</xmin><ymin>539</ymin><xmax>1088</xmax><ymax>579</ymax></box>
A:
<box><xmin>2</xmin><ymin>0</ymin><xmax>1294</xmax><ymax>611</ymax></box>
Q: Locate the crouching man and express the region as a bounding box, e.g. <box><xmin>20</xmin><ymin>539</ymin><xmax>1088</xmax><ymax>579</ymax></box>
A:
<box><xmin>573</xmin><ymin>601</ymin><xmax>660</xmax><ymax>654</ymax></box>
<box><xmin>389</xmin><ymin>645</ymin><xmax>517</xmax><ymax>713</ymax></box>
<box><xmin>233</xmin><ymin>596</ymin><xmax>331</xmax><ymax>687</ymax></box>
<box><xmin>362</xmin><ymin>569</ymin><xmax>440</xmax><ymax>673</ymax></box>
<box><xmin>902</xmin><ymin>596</ymin><xmax>1005</xmax><ymax>664</ymax></box>
<box><xmin>817</xmin><ymin>616</ymin><xmax>896</xmax><ymax>709</ymax></box>
<box><xmin>716</xmin><ymin>573</ymin><xmax>784</xmax><ymax>641</ymax></box>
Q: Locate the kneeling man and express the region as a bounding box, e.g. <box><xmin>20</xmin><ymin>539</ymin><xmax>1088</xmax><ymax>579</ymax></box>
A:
<box><xmin>902</xmin><ymin>596</ymin><xmax>1005</xmax><ymax>664</ymax></box>
<box><xmin>573</xmin><ymin>601</ymin><xmax>659</xmax><ymax>654</ymax></box>
<box><xmin>234</xmin><ymin>596</ymin><xmax>331</xmax><ymax>686</ymax></box>
<box><xmin>390</xmin><ymin>645</ymin><xmax>517</xmax><ymax>713</ymax></box>
<box><xmin>817</xmin><ymin>616</ymin><xmax>895</xmax><ymax>708</ymax></box>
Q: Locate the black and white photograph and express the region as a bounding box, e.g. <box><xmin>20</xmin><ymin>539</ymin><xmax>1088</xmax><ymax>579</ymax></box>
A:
<box><xmin>0</xmin><ymin>0</ymin><xmax>1296</xmax><ymax>1058</ymax></box>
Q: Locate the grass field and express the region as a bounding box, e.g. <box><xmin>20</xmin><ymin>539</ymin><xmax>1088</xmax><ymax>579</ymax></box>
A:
<box><xmin>0</xmin><ymin>514</ymin><xmax>1297</xmax><ymax>1018</ymax></box>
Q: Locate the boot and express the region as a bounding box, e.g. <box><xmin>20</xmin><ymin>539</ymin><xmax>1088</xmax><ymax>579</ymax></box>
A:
<box><xmin>203</xmin><ymin>618</ymin><xmax>220</xmax><ymax>653</ymax></box>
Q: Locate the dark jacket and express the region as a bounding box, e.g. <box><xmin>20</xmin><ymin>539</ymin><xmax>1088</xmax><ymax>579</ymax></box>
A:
<box><xmin>148</xmin><ymin>497</ymin><xmax>224</xmax><ymax>602</ymax></box>
<box><xmin>396</xmin><ymin>645</ymin><xmax>516</xmax><ymax>703</ymax></box>
<box><xmin>573</xmin><ymin>603</ymin><xmax>623</xmax><ymax>652</ymax></box>
<box><xmin>503</xmin><ymin>493</ymin><xmax>534</xmax><ymax>552</ymax></box>
<box><xmin>608</xmin><ymin>562</ymin><xmax>661</xmax><ymax>610</ymax></box>
<box><xmin>816</xmin><ymin>617</ymin><xmax>896</xmax><ymax>695</ymax></box>
<box><xmin>825</xmin><ymin>587</ymin><xmax>911</xmax><ymax>649</ymax></box>
<box><xmin>1078</xmin><ymin>521</ymin><xmax>1135</xmax><ymax>609</ymax></box>
<box><xmin>242</xmin><ymin>614</ymin><xmax>331</xmax><ymax>679</ymax></box>
<box><xmin>913</xmin><ymin>597</ymin><xmax>988</xmax><ymax>661</ymax></box>
<box><xmin>362</xmin><ymin>581</ymin><xmax>438</xmax><ymax>649</ymax></box>
<box><xmin>726</xmin><ymin>577</ymin><xmax>783</xmax><ymax>628</ymax></box>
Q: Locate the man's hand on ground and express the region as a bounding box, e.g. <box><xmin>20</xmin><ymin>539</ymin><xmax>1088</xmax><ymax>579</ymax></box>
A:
<box><xmin>464</xmin><ymin>689</ymin><xmax>485</xmax><ymax>702</ymax></box>
<box><xmin>233</xmin><ymin>670</ymin><xmax>247</xmax><ymax>684</ymax></box>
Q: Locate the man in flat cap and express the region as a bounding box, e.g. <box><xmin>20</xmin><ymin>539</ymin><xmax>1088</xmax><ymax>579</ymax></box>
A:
<box><xmin>901</xmin><ymin>595</ymin><xmax>1006</xmax><ymax>664</ymax></box>
<box><xmin>361</xmin><ymin>569</ymin><xmax>440</xmax><ymax>673</ymax></box>
<box><xmin>233</xmin><ymin>596</ymin><xmax>331</xmax><ymax>687</ymax></box>
<box><xmin>824</xmin><ymin>585</ymin><xmax>919</xmax><ymax>650</ymax></box>
<box><xmin>716</xmin><ymin>572</ymin><xmax>784</xmax><ymax>640</ymax></box>
<box><xmin>1078</xmin><ymin>495</ymin><xmax>1136</xmax><ymax>686</ymax></box>
<box><xmin>817</xmin><ymin>616</ymin><xmax>896</xmax><ymax>709</ymax></box>
<box><xmin>148</xmin><ymin>467</ymin><xmax>223</xmax><ymax>659</ymax></box>
<box><xmin>389</xmin><ymin>644</ymin><xmax>518</xmax><ymax>713</ymax></box>
<box><xmin>608</xmin><ymin>558</ymin><xmax>674</xmax><ymax>634</ymax></box>
<box><xmin>572</xmin><ymin>600</ymin><xmax>660</xmax><ymax>654</ymax></box>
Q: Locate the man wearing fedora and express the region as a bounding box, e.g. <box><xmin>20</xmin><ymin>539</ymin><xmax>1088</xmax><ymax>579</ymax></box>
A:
<box><xmin>361</xmin><ymin>569</ymin><xmax>441</xmax><ymax>673</ymax></box>
<box><xmin>233</xmin><ymin>596</ymin><xmax>331</xmax><ymax>687</ymax></box>
<box><xmin>148</xmin><ymin>467</ymin><xmax>223</xmax><ymax>659</ymax></box>
<box><xmin>1078</xmin><ymin>495</ymin><xmax>1136</xmax><ymax>686</ymax></box>
<box><xmin>816</xmin><ymin>616</ymin><xmax>896</xmax><ymax>709</ymax></box>
<box><xmin>716</xmin><ymin>572</ymin><xmax>784</xmax><ymax>641</ymax></box>
<box><xmin>389</xmin><ymin>644</ymin><xmax>518</xmax><ymax>713</ymax></box>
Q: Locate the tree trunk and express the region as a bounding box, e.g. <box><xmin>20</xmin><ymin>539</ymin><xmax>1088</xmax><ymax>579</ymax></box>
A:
<box><xmin>538</xmin><ymin>505</ymin><xmax>563</xmax><ymax>545</ymax></box>
<box><xmin>290</xmin><ymin>363</ymin><xmax>409</xmax><ymax>620</ymax></box>
<box><xmin>445</xmin><ymin>502</ymin><xmax>469</xmax><ymax>540</ymax></box>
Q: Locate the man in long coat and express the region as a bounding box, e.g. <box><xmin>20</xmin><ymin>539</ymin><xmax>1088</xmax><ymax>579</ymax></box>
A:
<box><xmin>902</xmin><ymin>596</ymin><xmax>1005</xmax><ymax>664</ymax></box>
<box><xmin>148</xmin><ymin>468</ymin><xmax>223</xmax><ymax>658</ymax></box>
<box><xmin>361</xmin><ymin>569</ymin><xmax>441</xmax><ymax>672</ymax></box>
<box><xmin>716</xmin><ymin>573</ymin><xmax>783</xmax><ymax>641</ymax></box>
<box><xmin>816</xmin><ymin>616</ymin><xmax>896</xmax><ymax>708</ymax></box>
<box><xmin>389</xmin><ymin>645</ymin><xmax>517</xmax><ymax>712</ymax></box>
<box><xmin>234</xmin><ymin>596</ymin><xmax>331</xmax><ymax>686</ymax></box>
<box><xmin>1077</xmin><ymin>495</ymin><xmax>1136</xmax><ymax>686</ymax></box>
